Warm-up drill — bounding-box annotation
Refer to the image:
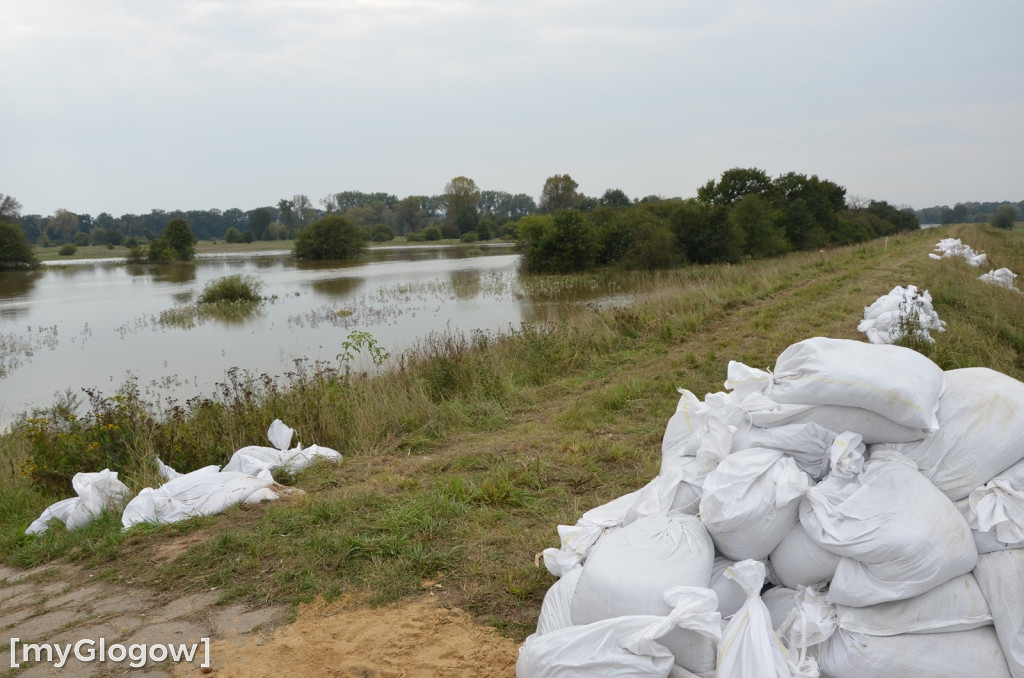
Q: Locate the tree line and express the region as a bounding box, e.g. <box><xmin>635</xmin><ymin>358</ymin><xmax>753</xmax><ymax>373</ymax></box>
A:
<box><xmin>914</xmin><ymin>200</ymin><xmax>1024</xmax><ymax>226</ymax></box>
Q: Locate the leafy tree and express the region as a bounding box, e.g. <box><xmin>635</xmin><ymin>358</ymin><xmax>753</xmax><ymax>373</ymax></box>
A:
<box><xmin>162</xmin><ymin>218</ymin><xmax>196</xmax><ymax>260</ymax></box>
<box><xmin>444</xmin><ymin>176</ymin><xmax>480</xmax><ymax>234</ymax></box>
<box><xmin>0</xmin><ymin>221</ymin><xmax>40</xmax><ymax>269</ymax></box>
<box><xmin>730</xmin><ymin>194</ymin><xmax>789</xmax><ymax>258</ymax></box>
<box><xmin>697</xmin><ymin>167</ymin><xmax>773</xmax><ymax>206</ymax></box>
<box><xmin>599</xmin><ymin>188</ymin><xmax>631</xmax><ymax>208</ymax></box>
<box><xmin>1</xmin><ymin>194</ymin><xmax>23</xmax><ymax>223</ymax></box>
<box><xmin>395</xmin><ymin>196</ymin><xmax>428</xmax><ymax>234</ymax></box>
<box><xmin>539</xmin><ymin>174</ymin><xmax>581</xmax><ymax>213</ymax></box>
<box><xmin>671</xmin><ymin>200</ymin><xmax>743</xmax><ymax>264</ymax></box>
<box><xmin>294</xmin><ymin>215</ymin><xmax>366</xmax><ymax>260</ymax></box>
<box><xmin>224</xmin><ymin>227</ymin><xmax>245</xmax><ymax>243</ymax></box>
<box><xmin>249</xmin><ymin>208</ymin><xmax>273</xmax><ymax>240</ymax></box>
<box><xmin>422</xmin><ymin>225</ymin><xmax>443</xmax><ymax>241</ymax></box>
<box><xmin>50</xmin><ymin>209</ymin><xmax>79</xmax><ymax>243</ymax></box>
<box><xmin>369</xmin><ymin>224</ymin><xmax>395</xmax><ymax>242</ymax></box>
<box><xmin>146</xmin><ymin>238</ymin><xmax>176</xmax><ymax>262</ymax></box>
<box><xmin>991</xmin><ymin>204</ymin><xmax>1018</xmax><ymax>230</ymax></box>
<box><xmin>519</xmin><ymin>210</ymin><xmax>597</xmax><ymax>273</ymax></box>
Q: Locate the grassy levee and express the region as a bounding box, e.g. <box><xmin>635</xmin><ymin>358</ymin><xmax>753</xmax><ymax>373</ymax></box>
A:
<box><xmin>2</xmin><ymin>224</ymin><xmax>1023</xmax><ymax>639</ymax></box>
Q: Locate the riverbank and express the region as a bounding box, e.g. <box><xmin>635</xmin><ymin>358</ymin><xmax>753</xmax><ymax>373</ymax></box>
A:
<box><xmin>3</xmin><ymin>224</ymin><xmax>1023</xmax><ymax>647</ymax></box>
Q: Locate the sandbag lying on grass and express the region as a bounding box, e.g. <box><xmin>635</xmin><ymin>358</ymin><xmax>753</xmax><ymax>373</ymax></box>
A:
<box><xmin>726</xmin><ymin>337</ymin><xmax>945</xmax><ymax>432</ymax></box>
<box><xmin>223</xmin><ymin>419</ymin><xmax>342</xmax><ymax>478</ymax></box>
<box><xmin>871</xmin><ymin>367</ymin><xmax>1024</xmax><ymax>501</ymax></box>
<box><xmin>26</xmin><ymin>469</ymin><xmax>131</xmax><ymax>535</ymax></box>
<box><xmin>518</xmin><ymin>587</ymin><xmax>721</xmax><ymax>678</ymax></box>
<box><xmin>930</xmin><ymin>237</ymin><xmax>989</xmax><ymax>267</ymax></box>
<box><xmin>856</xmin><ymin>284</ymin><xmax>946</xmax><ymax>345</ymax></box>
<box><xmin>121</xmin><ymin>465</ymin><xmax>281</xmax><ymax>529</ymax></box>
<box><xmin>979</xmin><ymin>268</ymin><xmax>1022</xmax><ymax>293</ymax></box>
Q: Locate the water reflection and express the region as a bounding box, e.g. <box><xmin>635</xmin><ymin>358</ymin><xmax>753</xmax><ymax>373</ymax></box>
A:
<box><xmin>0</xmin><ymin>245</ymin><xmax>637</xmax><ymax>428</ymax></box>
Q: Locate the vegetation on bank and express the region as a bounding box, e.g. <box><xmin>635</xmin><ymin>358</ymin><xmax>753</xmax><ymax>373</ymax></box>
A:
<box><xmin>1</xmin><ymin>224</ymin><xmax>1022</xmax><ymax>639</ymax></box>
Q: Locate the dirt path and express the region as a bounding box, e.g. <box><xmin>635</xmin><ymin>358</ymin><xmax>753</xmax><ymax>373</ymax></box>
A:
<box><xmin>1</xmin><ymin>564</ymin><xmax>519</xmax><ymax>677</ymax></box>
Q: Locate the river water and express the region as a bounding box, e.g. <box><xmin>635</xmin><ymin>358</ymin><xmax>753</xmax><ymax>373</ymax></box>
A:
<box><xmin>0</xmin><ymin>245</ymin><xmax>632</xmax><ymax>427</ymax></box>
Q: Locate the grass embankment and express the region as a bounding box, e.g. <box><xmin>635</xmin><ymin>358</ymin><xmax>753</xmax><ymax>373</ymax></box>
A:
<box><xmin>3</xmin><ymin>224</ymin><xmax>1023</xmax><ymax>639</ymax></box>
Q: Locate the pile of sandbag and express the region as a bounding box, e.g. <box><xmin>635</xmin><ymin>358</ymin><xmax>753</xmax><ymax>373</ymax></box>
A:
<box><xmin>25</xmin><ymin>419</ymin><xmax>340</xmax><ymax>534</ymax></box>
<box><xmin>857</xmin><ymin>284</ymin><xmax>945</xmax><ymax>345</ymax></box>
<box><xmin>929</xmin><ymin>237</ymin><xmax>989</xmax><ymax>267</ymax></box>
<box><xmin>522</xmin><ymin>337</ymin><xmax>1024</xmax><ymax>678</ymax></box>
<box><xmin>979</xmin><ymin>268</ymin><xmax>1022</xmax><ymax>293</ymax></box>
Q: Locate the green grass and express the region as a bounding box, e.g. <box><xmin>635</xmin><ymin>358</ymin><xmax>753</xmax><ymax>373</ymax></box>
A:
<box><xmin>3</xmin><ymin>224</ymin><xmax>1024</xmax><ymax>640</ymax></box>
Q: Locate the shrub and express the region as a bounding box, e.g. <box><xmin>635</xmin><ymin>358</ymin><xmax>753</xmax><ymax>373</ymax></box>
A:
<box><xmin>370</xmin><ymin>224</ymin><xmax>395</xmax><ymax>242</ymax></box>
<box><xmin>198</xmin><ymin>274</ymin><xmax>263</xmax><ymax>304</ymax></box>
<box><xmin>59</xmin><ymin>244</ymin><xmax>77</xmax><ymax>256</ymax></box>
<box><xmin>422</xmin><ymin>225</ymin><xmax>443</xmax><ymax>241</ymax></box>
<box><xmin>0</xmin><ymin>222</ymin><xmax>40</xmax><ymax>269</ymax></box>
<box><xmin>294</xmin><ymin>215</ymin><xmax>366</xmax><ymax>260</ymax></box>
<box><xmin>991</xmin><ymin>204</ymin><xmax>1018</xmax><ymax>230</ymax></box>
<box><xmin>460</xmin><ymin>231</ymin><xmax>478</xmax><ymax>243</ymax></box>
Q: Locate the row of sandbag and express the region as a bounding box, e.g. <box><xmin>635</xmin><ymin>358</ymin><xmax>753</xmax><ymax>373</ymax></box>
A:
<box><xmin>930</xmin><ymin>237</ymin><xmax>1021</xmax><ymax>293</ymax></box>
<box><xmin>519</xmin><ymin>337</ymin><xmax>1024</xmax><ymax>678</ymax></box>
<box><xmin>25</xmin><ymin>419</ymin><xmax>341</xmax><ymax>535</ymax></box>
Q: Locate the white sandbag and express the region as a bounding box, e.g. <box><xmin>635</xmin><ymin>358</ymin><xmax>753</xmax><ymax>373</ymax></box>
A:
<box><xmin>536</xmin><ymin>566</ymin><xmax>584</xmax><ymax>636</ymax></box>
<box><xmin>965</xmin><ymin>458</ymin><xmax>1024</xmax><ymax>550</ymax></box>
<box><xmin>769</xmin><ymin>522</ymin><xmax>840</xmax><ymax>590</ymax></box>
<box><xmin>731</xmin><ymin>422</ymin><xmax>837</xmax><ymax>480</ymax></box>
<box><xmin>871</xmin><ymin>367</ymin><xmax>1024</xmax><ymax>501</ymax></box>
<box><xmin>26</xmin><ymin>469</ymin><xmax>131</xmax><ymax>535</ymax></box>
<box><xmin>715</xmin><ymin>560</ymin><xmax>799</xmax><ymax>678</ymax></box>
<box><xmin>709</xmin><ymin>557</ymin><xmax>746</xmax><ymax>619</ymax></box>
<box><xmin>518</xmin><ymin>587</ymin><xmax>721</xmax><ymax>678</ymax></box>
<box><xmin>740</xmin><ymin>393</ymin><xmax>929</xmax><ymax>444</ymax></box>
<box><xmin>816</xmin><ymin>626</ymin><xmax>1010</xmax><ymax>678</ymax></box>
<box><xmin>661</xmin><ymin>389</ymin><xmax>736</xmax><ymax>462</ymax></box>
<box><xmin>800</xmin><ymin>449</ymin><xmax>977</xmax><ymax>607</ymax></box>
<box><xmin>857</xmin><ymin>285</ymin><xmax>946</xmax><ymax>345</ymax></box>
<box><xmin>121</xmin><ymin>466</ymin><xmax>279</xmax><ymax>529</ymax></box>
<box><xmin>699</xmin><ymin>448</ymin><xmax>809</xmax><ymax>561</ymax></box>
<box><xmin>571</xmin><ymin>514</ymin><xmax>717</xmax><ymax>673</ymax></box>
<box><xmin>542</xmin><ymin>488</ymin><xmax>645</xmax><ymax>576</ymax></box>
<box><xmin>782</xmin><ymin>587</ymin><xmax>1010</xmax><ymax>678</ymax></box>
<box><xmin>974</xmin><ymin>549</ymin><xmax>1024</xmax><ymax>678</ymax></box>
<box><xmin>834</xmin><ymin>573</ymin><xmax>991</xmax><ymax>636</ymax></box>
<box><xmin>761</xmin><ymin>587</ymin><xmax>800</xmax><ymax>632</ymax></box>
<box><xmin>931</xmin><ymin>237</ymin><xmax>989</xmax><ymax>267</ymax></box>
<box><xmin>223</xmin><ymin>419</ymin><xmax>342</xmax><ymax>477</ymax></box>
<box><xmin>979</xmin><ymin>268</ymin><xmax>1021</xmax><ymax>293</ymax></box>
<box><xmin>156</xmin><ymin>458</ymin><xmax>182</xmax><ymax>482</ymax></box>
<box><xmin>726</xmin><ymin>337</ymin><xmax>945</xmax><ymax>431</ymax></box>
<box><xmin>627</xmin><ymin>459</ymin><xmax>706</xmax><ymax>522</ymax></box>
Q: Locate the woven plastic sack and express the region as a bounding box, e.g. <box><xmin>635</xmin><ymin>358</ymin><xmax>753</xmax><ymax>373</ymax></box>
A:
<box><xmin>26</xmin><ymin>469</ymin><xmax>131</xmax><ymax>535</ymax></box>
<box><xmin>726</xmin><ymin>337</ymin><xmax>945</xmax><ymax>431</ymax></box>
<box><xmin>974</xmin><ymin>549</ymin><xmax>1024</xmax><ymax>678</ymax></box>
<box><xmin>224</xmin><ymin>419</ymin><xmax>342</xmax><ymax>478</ymax></box>
<box><xmin>518</xmin><ymin>587</ymin><xmax>721</xmax><ymax>678</ymax></box>
<box><xmin>769</xmin><ymin>521</ymin><xmax>840</xmax><ymax>590</ymax></box>
<box><xmin>800</xmin><ymin>449</ymin><xmax>977</xmax><ymax>607</ymax></box>
<box><xmin>872</xmin><ymin>367</ymin><xmax>1024</xmax><ymax>501</ymax></box>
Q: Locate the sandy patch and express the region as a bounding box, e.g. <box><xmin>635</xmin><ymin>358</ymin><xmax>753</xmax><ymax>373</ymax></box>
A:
<box><xmin>174</xmin><ymin>595</ymin><xmax>520</xmax><ymax>678</ymax></box>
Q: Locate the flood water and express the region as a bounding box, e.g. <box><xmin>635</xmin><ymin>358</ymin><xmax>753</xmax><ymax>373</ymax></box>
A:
<box><xmin>0</xmin><ymin>245</ymin><xmax>633</xmax><ymax>427</ymax></box>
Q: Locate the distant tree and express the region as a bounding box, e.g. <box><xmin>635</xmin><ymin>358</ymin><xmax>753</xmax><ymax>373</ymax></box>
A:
<box><xmin>249</xmin><ymin>208</ymin><xmax>273</xmax><ymax>240</ymax></box>
<box><xmin>369</xmin><ymin>224</ymin><xmax>395</xmax><ymax>242</ymax></box>
<box><xmin>599</xmin><ymin>188</ymin><xmax>631</xmax><ymax>209</ymax></box>
<box><xmin>0</xmin><ymin>194</ymin><xmax>23</xmax><ymax>223</ymax></box>
<box><xmin>697</xmin><ymin>167</ymin><xmax>773</xmax><ymax>206</ymax></box>
<box><xmin>991</xmin><ymin>204</ymin><xmax>1018</xmax><ymax>230</ymax></box>
<box><xmin>294</xmin><ymin>215</ymin><xmax>366</xmax><ymax>260</ymax></box>
<box><xmin>730</xmin><ymin>194</ymin><xmax>789</xmax><ymax>258</ymax></box>
<box><xmin>951</xmin><ymin>203</ymin><xmax>969</xmax><ymax>224</ymax></box>
<box><xmin>50</xmin><ymin>209</ymin><xmax>79</xmax><ymax>243</ymax></box>
<box><xmin>224</xmin><ymin>227</ymin><xmax>245</xmax><ymax>243</ymax></box>
<box><xmin>421</xmin><ymin>225</ymin><xmax>443</xmax><ymax>241</ymax></box>
<box><xmin>519</xmin><ymin>210</ymin><xmax>597</xmax><ymax>273</ymax></box>
<box><xmin>444</xmin><ymin>176</ymin><xmax>480</xmax><ymax>234</ymax></box>
<box><xmin>146</xmin><ymin>238</ymin><xmax>176</xmax><ymax>262</ymax></box>
<box><xmin>395</xmin><ymin>196</ymin><xmax>428</xmax><ymax>234</ymax></box>
<box><xmin>672</xmin><ymin>200</ymin><xmax>743</xmax><ymax>264</ymax></box>
<box><xmin>0</xmin><ymin>221</ymin><xmax>40</xmax><ymax>269</ymax></box>
<box><xmin>539</xmin><ymin>174</ymin><xmax>581</xmax><ymax>213</ymax></box>
<box><xmin>162</xmin><ymin>218</ymin><xmax>196</xmax><ymax>260</ymax></box>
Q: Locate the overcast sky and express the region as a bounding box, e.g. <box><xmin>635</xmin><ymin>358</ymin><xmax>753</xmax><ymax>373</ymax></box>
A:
<box><xmin>3</xmin><ymin>0</ymin><xmax>1022</xmax><ymax>217</ymax></box>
